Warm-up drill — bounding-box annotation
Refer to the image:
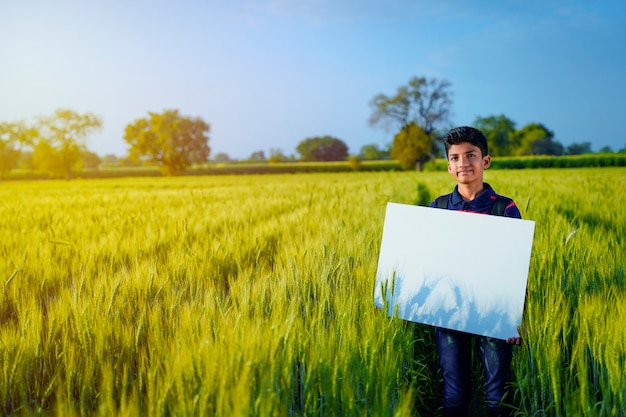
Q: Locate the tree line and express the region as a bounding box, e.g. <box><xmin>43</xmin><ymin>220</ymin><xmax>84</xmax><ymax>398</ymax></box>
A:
<box><xmin>0</xmin><ymin>109</ymin><xmax>211</xmax><ymax>179</ymax></box>
<box><xmin>367</xmin><ymin>76</ymin><xmax>625</xmax><ymax>170</ymax></box>
<box><xmin>2</xmin><ymin>76</ymin><xmax>625</xmax><ymax>178</ymax></box>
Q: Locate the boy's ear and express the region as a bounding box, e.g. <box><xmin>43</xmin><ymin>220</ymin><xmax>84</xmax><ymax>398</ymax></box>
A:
<box><xmin>483</xmin><ymin>155</ymin><xmax>491</xmax><ymax>169</ymax></box>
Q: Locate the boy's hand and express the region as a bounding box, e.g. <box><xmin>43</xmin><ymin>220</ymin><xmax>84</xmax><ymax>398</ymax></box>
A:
<box><xmin>506</xmin><ymin>325</ymin><xmax>524</xmax><ymax>345</ymax></box>
<box><xmin>506</xmin><ymin>336</ymin><xmax>522</xmax><ymax>345</ymax></box>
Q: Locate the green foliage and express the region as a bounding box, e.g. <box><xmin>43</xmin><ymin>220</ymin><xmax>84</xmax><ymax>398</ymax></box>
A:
<box><xmin>124</xmin><ymin>109</ymin><xmax>210</xmax><ymax>176</ymax></box>
<box><xmin>598</xmin><ymin>145</ymin><xmax>613</xmax><ymax>154</ymax></box>
<box><xmin>213</xmin><ymin>152</ymin><xmax>231</xmax><ymax>162</ymax></box>
<box><xmin>415</xmin><ymin>182</ymin><xmax>432</xmax><ymax>206</ymax></box>
<box><xmin>0</xmin><ymin>121</ymin><xmax>39</xmax><ymax>178</ymax></box>
<box><xmin>31</xmin><ymin>137</ymin><xmax>81</xmax><ymax>177</ymax></box>
<box><xmin>347</xmin><ymin>155</ymin><xmax>361</xmax><ymax>171</ymax></box>
<box><xmin>391</xmin><ymin>122</ymin><xmax>432</xmax><ymax>171</ymax></box>
<box><xmin>359</xmin><ymin>143</ymin><xmax>390</xmax><ymax>160</ymax></box>
<box><xmin>473</xmin><ymin>114</ymin><xmax>517</xmax><ymax>157</ymax></box>
<box><xmin>511</xmin><ymin>123</ymin><xmax>560</xmax><ymax>156</ymax></box>
<box><xmin>81</xmin><ymin>150</ymin><xmax>102</xmax><ymax>169</ymax></box>
<box><xmin>489</xmin><ymin>154</ymin><xmax>626</xmax><ymax>169</ymax></box>
<box><xmin>296</xmin><ymin>135</ymin><xmax>348</xmax><ymax>161</ymax></box>
<box><xmin>530</xmin><ymin>135</ymin><xmax>564</xmax><ymax>156</ymax></box>
<box><xmin>369</xmin><ymin>76</ymin><xmax>451</xmax><ymax>171</ymax></box>
<box><xmin>473</xmin><ymin>116</ymin><xmax>569</xmax><ymax>157</ymax></box>
<box><xmin>35</xmin><ymin>109</ymin><xmax>102</xmax><ymax>179</ymax></box>
<box><xmin>0</xmin><ymin>120</ymin><xmax>39</xmax><ymax>148</ymax></box>
<box><xmin>0</xmin><ymin>127</ymin><xmax>20</xmax><ymax>178</ymax></box>
<box><xmin>0</xmin><ymin>140</ymin><xmax>19</xmax><ymax>178</ymax></box>
<box><xmin>268</xmin><ymin>148</ymin><xmax>289</xmax><ymax>163</ymax></box>
<box><xmin>566</xmin><ymin>141</ymin><xmax>593</xmax><ymax>155</ymax></box>
<box><xmin>248</xmin><ymin>150</ymin><xmax>266</xmax><ymax>161</ymax></box>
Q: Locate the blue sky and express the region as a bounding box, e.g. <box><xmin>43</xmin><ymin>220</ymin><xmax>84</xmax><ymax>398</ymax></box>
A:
<box><xmin>1</xmin><ymin>0</ymin><xmax>625</xmax><ymax>159</ymax></box>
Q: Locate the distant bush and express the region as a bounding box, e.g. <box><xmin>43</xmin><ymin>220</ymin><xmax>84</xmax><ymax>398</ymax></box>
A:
<box><xmin>490</xmin><ymin>154</ymin><xmax>626</xmax><ymax>169</ymax></box>
<box><xmin>190</xmin><ymin>160</ymin><xmax>402</xmax><ymax>175</ymax></box>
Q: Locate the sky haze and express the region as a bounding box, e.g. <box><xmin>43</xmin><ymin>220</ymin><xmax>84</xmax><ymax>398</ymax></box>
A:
<box><xmin>2</xmin><ymin>0</ymin><xmax>625</xmax><ymax>159</ymax></box>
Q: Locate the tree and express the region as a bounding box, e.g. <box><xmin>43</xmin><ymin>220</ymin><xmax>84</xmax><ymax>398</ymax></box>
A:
<box><xmin>296</xmin><ymin>136</ymin><xmax>348</xmax><ymax>161</ymax></box>
<box><xmin>532</xmin><ymin>137</ymin><xmax>564</xmax><ymax>156</ymax></box>
<box><xmin>32</xmin><ymin>138</ymin><xmax>62</xmax><ymax>174</ymax></box>
<box><xmin>18</xmin><ymin>150</ymin><xmax>33</xmax><ymax>170</ymax></box>
<box><xmin>359</xmin><ymin>143</ymin><xmax>389</xmax><ymax>160</ymax></box>
<box><xmin>101</xmin><ymin>154</ymin><xmax>119</xmax><ymax>167</ymax></box>
<box><xmin>566</xmin><ymin>142</ymin><xmax>592</xmax><ymax>155</ymax></box>
<box><xmin>268</xmin><ymin>148</ymin><xmax>288</xmax><ymax>163</ymax></box>
<box><xmin>213</xmin><ymin>152</ymin><xmax>231</xmax><ymax>162</ymax></box>
<box><xmin>0</xmin><ymin>123</ymin><xmax>20</xmax><ymax>178</ymax></box>
<box><xmin>598</xmin><ymin>146</ymin><xmax>613</xmax><ymax>154</ymax></box>
<box><xmin>0</xmin><ymin>121</ymin><xmax>39</xmax><ymax>177</ymax></box>
<box><xmin>0</xmin><ymin>137</ymin><xmax>19</xmax><ymax>178</ymax></box>
<box><xmin>81</xmin><ymin>150</ymin><xmax>102</xmax><ymax>169</ymax></box>
<box><xmin>249</xmin><ymin>150</ymin><xmax>266</xmax><ymax>161</ymax></box>
<box><xmin>369</xmin><ymin>76</ymin><xmax>452</xmax><ymax>170</ymax></box>
<box><xmin>511</xmin><ymin>123</ymin><xmax>562</xmax><ymax>156</ymax></box>
<box><xmin>390</xmin><ymin>122</ymin><xmax>432</xmax><ymax>170</ymax></box>
<box><xmin>347</xmin><ymin>155</ymin><xmax>361</xmax><ymax>171</ymax></box>
<box><xmin>473</xmin><ymin>115</ymin><xmax>517</xmax><ymax>156</ymax></box>
<box><xmin>37</xmin><ymin>109</ymin><xmax>102</xmax><ymax>179</ymax></box>
<box><xmin>124</xmin><ymin>109</ymin><xmax>210</xmax><ymax>176</ymax></box>
<box><xmin>369</xmin><ymin>76</ymin><xmax>453</xmax><ymax>135</ymax></box>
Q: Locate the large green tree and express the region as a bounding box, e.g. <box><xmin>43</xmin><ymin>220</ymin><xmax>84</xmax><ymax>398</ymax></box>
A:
<box><xmin>390</xmin><ymin>122</ymin><xmax>432</xmax><ymax>170</ymax></box>
<box><xmin>36</xmin><ymin>109</ymin><xmax>102</xmax><ymax>179</ymax></box>
<box><xmin>0</xmin><ymin>121</ymin><xmax>38</xmax><ymax>178</ymax></box>
<box><xmin>124</xmin><ymin>109</ymin><xmax>210</xmax><ymax>176</ymax></box>
<box><xmin>473</xmin><ymin>115</ymin><xmax>517</xmax><ymax>157</ymax></box>
<box><xmin>566</xmin><ymin>142</ymin><xmax>592</xmax><ymax>155</ymax></box>
<box><xmin>511</xmin><ymin>123</ymin><xmax>563</xmax><ymax>156</ymax></box>
<box><xmin>369</xmin><ymin>76</ymin><xmax>452</xmax><ymax>170</ymax></box>
<box><xmin>296</xmin><ymin>136</ymin><xmax>348</xmax><ymax>161</ymax></box>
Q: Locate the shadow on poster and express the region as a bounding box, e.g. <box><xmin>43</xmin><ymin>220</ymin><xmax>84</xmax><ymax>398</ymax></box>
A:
<box><xmin>374</xmin><ymin>203</ymin><xmax>535</xmax><ymax>340</ymax></box>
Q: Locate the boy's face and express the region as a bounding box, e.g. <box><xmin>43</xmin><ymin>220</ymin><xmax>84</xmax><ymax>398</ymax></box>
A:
<box><xmin>447</xmin><ymin>142</ymin><xmax>491</xmax><ymax>185</ymax></box>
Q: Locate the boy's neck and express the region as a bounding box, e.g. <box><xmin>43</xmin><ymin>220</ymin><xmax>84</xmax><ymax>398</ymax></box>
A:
<box><xmin>457</xmin><ymin>182</ymin><xmax>485</xmax><ymax>201</ymax></box>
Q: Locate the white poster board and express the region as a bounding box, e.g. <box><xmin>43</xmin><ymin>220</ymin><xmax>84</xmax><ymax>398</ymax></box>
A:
<box><xmin>374</xmin><ymin>202</ymin><xmax>535</xmax><ymax>340</ymax></box>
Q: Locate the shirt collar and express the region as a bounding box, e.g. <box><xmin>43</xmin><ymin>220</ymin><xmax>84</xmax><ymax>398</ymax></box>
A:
<box><xmin>450</xmin><ymin>183</ymin><xmax>495</xmax><ymax>208</ymax></box>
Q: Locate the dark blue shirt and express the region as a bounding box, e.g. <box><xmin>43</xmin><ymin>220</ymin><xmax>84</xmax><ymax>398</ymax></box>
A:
<box><xmin>429</xmin><ymin>183</ymin><xmax>522</xmax><ymax>219</ymax></box>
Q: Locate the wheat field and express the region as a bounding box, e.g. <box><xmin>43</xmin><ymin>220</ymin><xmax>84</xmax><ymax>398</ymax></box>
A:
<box><xmin>1</xmin><ymin>168</ymin><xmax>624</xmax><ymax>416</ymax></box>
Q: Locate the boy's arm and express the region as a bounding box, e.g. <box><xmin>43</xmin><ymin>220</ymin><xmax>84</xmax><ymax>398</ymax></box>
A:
<box><xmin>506</xmin><ymin>323</ymin><xmax>526</xmax><ymax>345</ymax></box>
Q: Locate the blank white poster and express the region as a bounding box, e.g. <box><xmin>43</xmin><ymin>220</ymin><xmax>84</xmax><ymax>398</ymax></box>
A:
<box><xmin>374</xmin><ymin>202</ymin><xmax>535</xmax><ymax>340</ymax></box>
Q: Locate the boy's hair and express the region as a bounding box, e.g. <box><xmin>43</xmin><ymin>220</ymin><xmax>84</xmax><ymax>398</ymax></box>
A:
<box><xmin>443</xmin><ymin>126</ymin><xmax>489</xmax><ymax>157</ymax></box>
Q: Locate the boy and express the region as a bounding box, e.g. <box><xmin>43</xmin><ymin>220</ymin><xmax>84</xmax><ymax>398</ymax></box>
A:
<box><xmin>430</xmin><ymin>126</ymin><xmax>522</xmax><ymax>417</ymax></box>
